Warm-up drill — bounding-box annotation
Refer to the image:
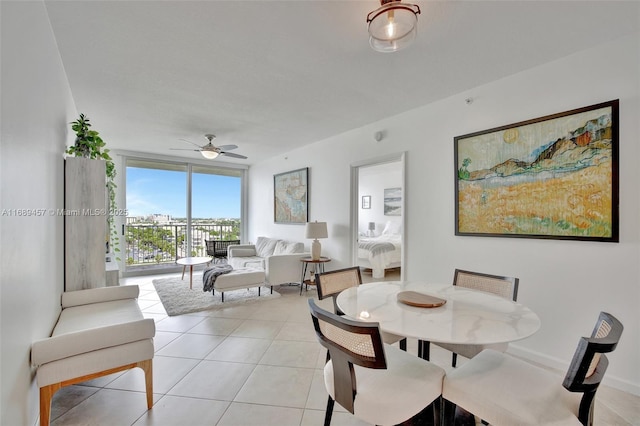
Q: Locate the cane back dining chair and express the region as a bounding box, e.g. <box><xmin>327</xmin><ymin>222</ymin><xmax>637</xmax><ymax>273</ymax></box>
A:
<box><xmin>421</xmin><ymin>269</ymin><xmax>519</xmax><ymax>365</ymax></box>
<box><xmin>308</xmin><ymin>299</ymin><xmax>445</xmax><ymax>426</ymax></box>
<box><xmin>205</xmin><ymin>239</ymin><xmax>240</xmax><ymax>263</ymax></box>
<box><xmin>442</xmin><ymin>311</ymin><xmax>623</xmax><ymax>426</ymax></box>
<box><xmin>315</xmin><ymin>266</ymin><xmax>407</xmax><ymax>350</ymax></box>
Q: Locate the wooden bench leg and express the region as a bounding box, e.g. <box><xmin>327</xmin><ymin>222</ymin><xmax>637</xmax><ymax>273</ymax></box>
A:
<box><xmin>138</xmin><ymin>359</ymin><xmax>153</xmax><ymax>409</ymax></box>
<box><xmin>40</xmin><ymin>383</ymin><xmax>61</xmax><ymax>426</ymax></box>
<box><xmin>39</xmin><ymin>359</ymin><xmax>154</xmax><ymax>423</ymax></box>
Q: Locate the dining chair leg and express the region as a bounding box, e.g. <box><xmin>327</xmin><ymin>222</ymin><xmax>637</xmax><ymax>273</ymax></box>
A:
<box><xmin>399</xmin><ymin>338</ymin><xmax>407</xmax><ymax>351</ymax></box>
<box><xmin>418</xmin><ymin>340</ymin><xmax>430</xmax><ymax>360</ymax></box>
<box><xmin>454</xmin><ymin>405</ymin><xmax>476</xmax><ymax>426</ymax></box>
<box><xmin>452</xmin><ymin>353</ymin><xmax>458</xmax><ymax>367</ymax></box>
<box><xmin>432</xmin><ymin>396</ymin><xmax>441</xmax><ymax>426</ymax></box>
<box><xmin>442</xmin><ymin>399</ymin><xmax>456</xmax><ymax>426</ymax></box>
<box><xmin>324</xmin><ymin>395</ymin><xmax>335</xmax><ymax>426</ymax></box>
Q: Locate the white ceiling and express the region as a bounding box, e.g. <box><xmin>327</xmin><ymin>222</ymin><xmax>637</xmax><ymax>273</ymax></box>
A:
<box><xmin>44</xmin><ymin>1</ymin><xmax>639</xmax><ymax>165</ymax></box>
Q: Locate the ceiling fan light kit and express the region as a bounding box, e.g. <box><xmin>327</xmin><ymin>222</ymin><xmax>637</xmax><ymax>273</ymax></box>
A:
<box><xmin>201</xmin><ymin>150</ymin><xmax>219</xmax><ymax>159</ymax></box>
<box><xmin>367</xmin><ymin>0</ymin><xmax>421</xmax><ymax>53</ymax></box>
<box><xmin>170</xmin><ymin>133</ymin><xmax>247</xmax><ymax>160</ymax></box>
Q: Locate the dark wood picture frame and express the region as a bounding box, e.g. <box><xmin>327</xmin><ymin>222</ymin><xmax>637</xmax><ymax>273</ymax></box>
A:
<box><xmin>274</xmin><ymin>167</ymin><xmax>309</xmax><ymax>224</ymax></box>
<box><xmin>454</xmin><ymin>100</ymin><xmax>619</xmax><ymax>242</ymax></box>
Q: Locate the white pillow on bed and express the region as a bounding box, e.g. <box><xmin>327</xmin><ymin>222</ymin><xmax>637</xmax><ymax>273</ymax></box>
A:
<box><xmin>382</xmin><ymin>221</ymin><xmax>402</xmax><ymax>236</ymax></box>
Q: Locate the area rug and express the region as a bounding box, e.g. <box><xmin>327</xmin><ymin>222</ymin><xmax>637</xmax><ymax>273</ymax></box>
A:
<box><xmin>152</xmin><ymin>274</ymin><xmax>280</xmax><ymax>316</ymax></box>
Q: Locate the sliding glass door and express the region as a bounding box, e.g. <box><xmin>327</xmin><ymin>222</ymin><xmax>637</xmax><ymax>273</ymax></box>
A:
<box><xmin>191</xmin><ymin>165</ymin><xmax>242</xmax><ymax>257</ymax></box>
<box><xmin>124</xmin><ymin>158</ymin><xmax>244</xmax><ymax>273</ymax></box>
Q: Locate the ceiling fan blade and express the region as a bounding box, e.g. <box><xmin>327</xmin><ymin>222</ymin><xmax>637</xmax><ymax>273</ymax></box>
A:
<box><xmin>170</xmin><ymin>148</ymin><xmax>201</xmax><ymax>152</ymax></box>
<box><xmin>216</xmin><ymin>144</ymin><xmax>238</xmax><ymax>151</ymax></box>
<box><xmin>220</xmin><ymin>151</ymin><xmax>247</xmax><ymax>159</ymax></box>
<box><xmin>179</xmin><ymin>138</ymin><xmax>204</xmax><ymax>148</ymax></box>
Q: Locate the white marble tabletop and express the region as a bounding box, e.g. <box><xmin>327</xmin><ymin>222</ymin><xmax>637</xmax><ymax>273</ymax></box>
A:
<box><xmin>176</xmin><ymin>256</ymin><xmax>212</xmax><ymax>266</ymax></box>
<box><xmin>336</xmin><ymin>281</ymin><xmax>541</xmax><ymax>345</ymax></box>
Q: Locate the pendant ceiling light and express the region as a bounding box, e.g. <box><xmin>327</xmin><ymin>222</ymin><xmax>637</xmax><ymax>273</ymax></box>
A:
<box><xmin>367</xmin><ymin>0</ymin><xmax>421</xmax><ymax>53</ymax></box>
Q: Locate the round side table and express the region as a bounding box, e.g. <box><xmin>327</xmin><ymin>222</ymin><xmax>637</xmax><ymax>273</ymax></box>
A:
<box><xmin>299</xmin><ymin>257</ymin><xmax>331</xmax><ymax>295</ymax></box>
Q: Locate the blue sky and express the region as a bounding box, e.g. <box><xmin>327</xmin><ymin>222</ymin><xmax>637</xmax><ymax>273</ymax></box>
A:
<box><xmin>126</xmin><ymin>167</ymin><xmax>241</xmax><ymax>218</ymax></box>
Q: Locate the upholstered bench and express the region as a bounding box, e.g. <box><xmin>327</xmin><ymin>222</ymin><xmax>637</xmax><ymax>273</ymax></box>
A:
<box><xmin>31</xmin><ymin>285</ymin><xmax>155</xmax><ymax>426</ymax></box>
<box><xmin>213</xmin><ymin>268</ymin><xmax>268</xmax><ymax>302</ymax></box>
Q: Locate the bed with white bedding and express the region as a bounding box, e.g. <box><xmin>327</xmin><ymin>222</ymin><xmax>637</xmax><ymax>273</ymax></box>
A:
<box><xmin>358</xmin><ymin>229</ymin><xmax>402</xmax><ymax>278</ymax></box>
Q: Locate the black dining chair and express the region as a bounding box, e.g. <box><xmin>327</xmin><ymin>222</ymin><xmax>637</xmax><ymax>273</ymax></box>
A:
<box><xmin>420</xmin><ymin>269</ymin><xmax>519</xmax><ymax>365</ymax></box>
<box><xmin>315</xmin><ymin>266</ymin><xmax>407</xmax><ymax>351</ymax></box>
<box><xmin>442</xmin><ymin>311</ymin><xmax>623</xmax><ymax>426</ymax></box>
<box><xmin>308</xmin><ymin>299</ymin><xmax>445</xmax><ymax>426</ymax></box>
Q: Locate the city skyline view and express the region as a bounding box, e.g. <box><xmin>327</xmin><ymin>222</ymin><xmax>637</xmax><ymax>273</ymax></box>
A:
<box><xmin>126</xmin><ymin>167</ymin><xmax>241</xmax><ymax>219</ymax></box>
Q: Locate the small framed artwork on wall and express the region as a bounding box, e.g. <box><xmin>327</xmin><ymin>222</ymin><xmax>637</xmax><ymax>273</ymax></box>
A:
<box><xmin>362</xmin><ymin>195</ymin><xmax>371</xmax><ymax>209</ymax></box>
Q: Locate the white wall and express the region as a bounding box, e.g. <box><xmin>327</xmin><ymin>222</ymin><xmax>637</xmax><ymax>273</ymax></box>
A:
<box><xmin>248</xmin><ymin>34</ymin><xmax>640</xmax><ymax>394</ymax></box>
<box><xmin>0</xmin><ymin>2</ymin><xmax>76</xmax><ymax>424</ymax></box>
<box><xmin>359</xmin><ymin>162</ymin><xmax>402</xmax><ymax>236</ymax></box>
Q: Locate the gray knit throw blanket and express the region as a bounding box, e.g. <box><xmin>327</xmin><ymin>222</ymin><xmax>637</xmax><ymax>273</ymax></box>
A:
<box><xmin>202</xmin><ymin>264</ymin><xmax>233</xmax><ymax>292</ymax></box>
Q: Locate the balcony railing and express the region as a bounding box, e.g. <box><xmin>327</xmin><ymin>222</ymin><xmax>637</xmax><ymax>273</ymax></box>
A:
<box><xmin>125</xmin><ymin>223</ymin><xmax>239</xmax><ymax>267</ymax></box>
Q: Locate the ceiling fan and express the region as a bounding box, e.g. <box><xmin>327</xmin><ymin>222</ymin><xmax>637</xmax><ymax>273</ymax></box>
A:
<box><xmin>170</xmin><ymin>134</ymin><xmax>247</xmax><ymax>160</ymax></box>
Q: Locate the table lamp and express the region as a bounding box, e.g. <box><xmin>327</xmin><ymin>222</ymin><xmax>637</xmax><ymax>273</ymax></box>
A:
<box><xmin>305</xmin><ymin>221</ymin><xmax>328</xmax><ymax>260</ymax></box>
<box><xmin>368</xmin><ymin>222</ymin><xmax>376</xmax><ymax>237</ymax></box>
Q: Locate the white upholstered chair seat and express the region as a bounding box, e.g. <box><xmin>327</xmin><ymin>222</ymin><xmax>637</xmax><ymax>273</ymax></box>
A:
<box><xmin>324</xmin><ymin>343</ymin><xmax>444</xmax><ymax>426</ymax></box>
<box><xmin>380</xmin><ymin>331</ymin><xmax>406</xmax><ymax>346</ymax></box>
<box><xmin>443</xmin><ymin>349</ymin><xmax>582</xmax><ymax>426</ymax></box>
<box><xmin>436</xmin><ymin>341</ymin><xmax>508</xmax><ymax>360</ymax></box>
<box><xmin>428</xmin><ymin>269</ymin><xmax>519</xmax><ymax>366</ymax></box>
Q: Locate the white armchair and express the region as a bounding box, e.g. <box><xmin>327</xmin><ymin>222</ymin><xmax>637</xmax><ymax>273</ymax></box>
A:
<box><xmin>227</xmin><ymin>236</ymin><xmax>308</xmax><ymax>287</ymax></box>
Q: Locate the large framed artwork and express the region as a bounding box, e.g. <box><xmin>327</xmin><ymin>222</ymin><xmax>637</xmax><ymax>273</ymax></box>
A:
<box><xmin>384</xmin><ymin>187</ymin><xmax>402</xmax><ymax>216</ymax></box>
<box><xmin>455</xmin><ymin>99</ymin><xmax>619</xmax><ymax>242</ymax></box>
<box><xmin>274</xmin><ymin>167</ymin><xmax>308</xmax><ymax>224</ymax></box>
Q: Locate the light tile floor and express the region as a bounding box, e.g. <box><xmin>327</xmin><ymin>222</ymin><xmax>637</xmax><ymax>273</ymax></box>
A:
<box><xmin>49</xmin><ymin>269</ymin><xmax>640</xmax><ymax>425</ymax></box>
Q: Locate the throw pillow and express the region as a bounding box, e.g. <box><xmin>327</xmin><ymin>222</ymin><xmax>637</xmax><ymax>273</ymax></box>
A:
<box><xmin>230</xmin><ymin>248</ymin><xmax>256</xmax><ymax>257</ymax></box>
<box><xmin>255</xmin><ymin>237</ymin><xmax>279</xmax><ymax>257</ymax></box>
<box><xmin>273</xmin><ymin>240</ymin><xmax>304</xmax><ymax>254</ymax></box>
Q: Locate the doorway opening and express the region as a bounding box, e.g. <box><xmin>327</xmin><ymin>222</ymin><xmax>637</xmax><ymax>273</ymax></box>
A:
<box><xmin>351</xmin><ymin>153</ymin><xmax>405</xmax><ymax>282</ymax></box>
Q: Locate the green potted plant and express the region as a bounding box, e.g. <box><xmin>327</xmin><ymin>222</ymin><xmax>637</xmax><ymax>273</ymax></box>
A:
<box><xmin>66</xmin><ymin>113</ymin><xmax>120</xmax><ymax>260</ymax></box>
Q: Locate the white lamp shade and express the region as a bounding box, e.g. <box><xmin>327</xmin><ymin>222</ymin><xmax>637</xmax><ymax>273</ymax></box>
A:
<box><xmin>305</xmin><ymin>221</ymin><xmax>328</xmax><ymax>239</ymax></box>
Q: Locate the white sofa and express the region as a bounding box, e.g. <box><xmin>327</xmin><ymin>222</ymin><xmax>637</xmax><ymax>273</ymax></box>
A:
<box><xmin>31</xmin><ymin>285</ymin><xmax>155</xmax><ymax>426</ymax></box>
<box><xmin>227</xmin><ymin>236</ymin><xmax>308</xmax><ymax>287</ymax></box>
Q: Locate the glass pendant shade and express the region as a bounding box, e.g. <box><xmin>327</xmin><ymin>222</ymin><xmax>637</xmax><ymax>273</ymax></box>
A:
<box><xmin>201</xmin><ymin>150</ymin><xmax>219</xmax><ymax>159</ymax></box>
<box><xmin>367</xmin><ymin>1</ymin><xmax>420</xmax><ymax>53</ymax></box>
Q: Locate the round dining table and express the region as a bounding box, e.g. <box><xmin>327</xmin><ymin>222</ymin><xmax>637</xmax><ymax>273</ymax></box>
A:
<box><xmin>336</xmin><ymin>281</ymin><xmax>541</xmax><ymax>348</ymax></box>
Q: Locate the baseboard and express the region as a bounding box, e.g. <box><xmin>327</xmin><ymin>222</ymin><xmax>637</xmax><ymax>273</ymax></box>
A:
<box><xmin>508</xmin><ymin>344</ymin><xmax>640</xmax><ymax>396</ymax></box>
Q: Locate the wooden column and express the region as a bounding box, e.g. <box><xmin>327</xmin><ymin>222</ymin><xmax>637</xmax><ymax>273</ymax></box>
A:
<box><xmin>65</xmin><ymin>157</ymin><xmax>106</xmax><ymax>291</ymax></box>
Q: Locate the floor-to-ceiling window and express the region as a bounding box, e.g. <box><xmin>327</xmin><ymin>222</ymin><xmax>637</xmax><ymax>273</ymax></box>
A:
<box><xmin>124</xmin><ymin>158</ymin><xmax>244</xmax><ymax>273</ymax></box>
